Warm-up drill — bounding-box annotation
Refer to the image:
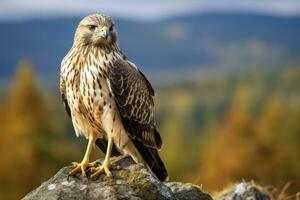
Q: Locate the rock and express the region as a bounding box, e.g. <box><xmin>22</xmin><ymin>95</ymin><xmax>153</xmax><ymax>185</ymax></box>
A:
<box><xmin>215</xmin><ymin>182</ymin><xmax>271</xmax><ymax>200</ymax></box>
<box><xmin>166</xmin><ymin>182</ymin><xmax>213</xmax><ymax>200</ymax></box>
<box><xmin>22</xmin><ymin>156</ymin><xmax>212</xmax><ymax>200</ymax></box>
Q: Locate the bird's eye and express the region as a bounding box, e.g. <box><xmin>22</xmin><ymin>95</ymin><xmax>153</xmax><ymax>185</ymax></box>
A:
<box><xmin>88</xmin><ymin>25</ymin><xmax>97</xmax><ymax>31</ymax></box>
<box><xmin>109</xmin><ymin>24</ymin><xmax>114</xmax><ymax>32</ymax></box>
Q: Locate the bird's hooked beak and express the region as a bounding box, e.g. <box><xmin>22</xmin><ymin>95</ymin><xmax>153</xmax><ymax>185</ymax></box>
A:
<box><xmin>98</xmin><ymin>26</ymin><xmax>108</xmax><ymax>39</ymax></box>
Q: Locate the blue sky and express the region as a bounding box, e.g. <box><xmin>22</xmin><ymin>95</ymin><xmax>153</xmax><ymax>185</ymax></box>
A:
<box><xmin>1</xmin><ymin>0</ymin><xmax>300</xmax><ymax>21</ymax></box>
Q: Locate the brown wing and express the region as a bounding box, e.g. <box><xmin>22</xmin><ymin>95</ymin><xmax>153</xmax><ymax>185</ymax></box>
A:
<box><xmin>108</xmin><ymin>59</ymin><xmax>162</xmax><ymax>149</ymax></box>
<box><xmin>59</xmin><ymin>76</ymin><xmax>71</xmax><ymax>118</ymax></box>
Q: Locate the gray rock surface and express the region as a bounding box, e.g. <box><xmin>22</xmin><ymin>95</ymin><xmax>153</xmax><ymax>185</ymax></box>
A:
<box><xmin>216</xmin><ymin>182</ymin><xmax>271</xmax><ymax>200</ymax></box>
<box><xmin>166</xmin><ymin>182</ymin><xmax>213</xmax><ymax>200</ymax></box>
<box><xmin>22</xmin><ymin>157</ymin><xmax>212</xmax><ymax>200</ymax></box>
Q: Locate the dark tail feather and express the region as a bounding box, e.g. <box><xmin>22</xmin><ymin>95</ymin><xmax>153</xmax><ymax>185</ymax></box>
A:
<box><xmin>95</xmin><ymin>138</ymin><xmax>121</xmax><ymax>157</ymax></box>
<box><xmin>133</xmin><ymin>139</ymin><xmax>168</xmax><ymax>181</ymax></box>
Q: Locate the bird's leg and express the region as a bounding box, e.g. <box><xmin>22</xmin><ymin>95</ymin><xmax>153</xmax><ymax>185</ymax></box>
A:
<box><xmin>110</xmin><ymin>155</ymin><xmax>128</xmax><ymax>165</ymax></box>
<box><xmin>90</xmin><ymin>137</ymin><xmax>113</xmax><ymax>179</ymax></box>
<box><xmin>69</xmin><ymin>135</ymin><xmax>97</xmax><ymax>177</ymax></box>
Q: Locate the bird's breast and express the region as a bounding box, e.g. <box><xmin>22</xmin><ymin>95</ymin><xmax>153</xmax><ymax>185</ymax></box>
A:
<box><xmin>62</xmin><ymin>48</ymin><xmax>122</xmax><ymax>138</ymax></box>
<box><xmin>65</xmin><ymin>65</ymin><xmax>105</xmax><ymax>112</ymax></box>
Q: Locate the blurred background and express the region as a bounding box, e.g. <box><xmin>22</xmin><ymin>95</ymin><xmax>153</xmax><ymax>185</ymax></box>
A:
<box><xmin>0</xmin><ymin>0</ymin><xmax>300</xmax><ymax>199</ymax></box>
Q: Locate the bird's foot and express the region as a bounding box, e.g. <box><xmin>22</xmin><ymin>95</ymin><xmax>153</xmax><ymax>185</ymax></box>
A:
<box><xmin>89</xmin><ymin>160</ymin><xmax>120</xmax><ymax>179</ymax></box>
<box><xmin>68</xmin><ymin>160</ymin><xmax>98</xmax><ymax>177</ymax></box>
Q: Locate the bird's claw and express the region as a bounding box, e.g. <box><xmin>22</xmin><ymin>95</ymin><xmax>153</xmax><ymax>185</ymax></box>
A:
<box><xmin>68</xmin><ymin>160</ymin><xmax>98</xmax><ymax>177</ymax></box>
<box><xmin>89</xmin><ymin>162</ymin><xmax>114</xmax><ymax>180</ymax></box>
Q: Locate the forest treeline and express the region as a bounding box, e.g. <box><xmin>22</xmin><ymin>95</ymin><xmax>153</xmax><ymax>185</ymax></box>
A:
<box><xmin>0</xmin><ymin>61</ymin><xmax>299</xmax><ymax>199</ymax></box>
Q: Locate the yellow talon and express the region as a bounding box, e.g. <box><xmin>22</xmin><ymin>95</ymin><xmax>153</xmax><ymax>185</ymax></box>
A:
<box><xmin>68</xmin><ymin>135</ymin><xmax>98</xmax><ymax>177</ymax></box>
<box><xmin>90</xmin><ymin>137</ymin><xmax>115</xmax><ymax>179</ymax></box>
<box><xmin>69</xmin><ymin>160</ymin><xmax>98</xmax><ymax>177</ymax></box>
<box><xmin>90</xmin><ymin>161</ymin><xmax>112</xmax><ymax>179</ymax></box>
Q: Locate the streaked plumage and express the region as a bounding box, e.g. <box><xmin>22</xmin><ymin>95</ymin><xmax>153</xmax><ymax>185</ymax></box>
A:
<box><xmin>60</xmin><ymin>14</ymin><xmax>168</xmax><ymax>181</ymax></box>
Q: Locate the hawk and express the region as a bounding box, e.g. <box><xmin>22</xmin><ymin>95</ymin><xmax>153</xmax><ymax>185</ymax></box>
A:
<box><xmin>60</xmin><ymin>14</ymin><xmax>168</xmax><ymax>181</ymax></box>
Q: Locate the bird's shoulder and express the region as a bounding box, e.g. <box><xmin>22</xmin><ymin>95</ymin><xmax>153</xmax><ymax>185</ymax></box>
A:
<box><xmin>108</xmin><ymin>58</ymin><xmax>155</xmax><ymax>97</ymax></box>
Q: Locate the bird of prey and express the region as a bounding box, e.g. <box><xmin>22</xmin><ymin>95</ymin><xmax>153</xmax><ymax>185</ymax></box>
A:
<box><xmin>60</xmin><ymin>14</ymin><xmax>168</xmax><ymax>181</ymax></box>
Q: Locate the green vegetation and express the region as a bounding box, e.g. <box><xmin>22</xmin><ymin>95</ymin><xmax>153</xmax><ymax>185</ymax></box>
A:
<box><xmin>0</xmin><ymin>61</ymin><xmax>299</xmax><ymax>199</ymax></box>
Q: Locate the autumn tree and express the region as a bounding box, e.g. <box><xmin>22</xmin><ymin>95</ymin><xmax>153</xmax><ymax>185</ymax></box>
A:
<box><xmin>0</xmin><ymin>60</ymin><xmax>56</xmax><ymax>199</ymax></box>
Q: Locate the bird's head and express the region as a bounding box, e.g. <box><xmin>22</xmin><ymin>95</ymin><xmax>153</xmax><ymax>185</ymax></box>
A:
<box><xmin>74</xmin><ymin>14</ymin><xmax>117</xmax><ymax>47</ymax></box>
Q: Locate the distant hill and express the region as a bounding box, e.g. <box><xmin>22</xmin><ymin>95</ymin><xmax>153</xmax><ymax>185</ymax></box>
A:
<box><xmin>1</xmin><ymin>13</ymin><xmax>300</xmax><ymax>82</ymax></box>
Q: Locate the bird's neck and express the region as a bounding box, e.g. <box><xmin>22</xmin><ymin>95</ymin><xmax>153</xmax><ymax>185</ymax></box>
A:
<box><xmin>73</xmin><ymin>42</ymin><xmax>123</xmax><ymax>57</ymax></box>
<box><xmin>66</xmin><ymin>42</ymin><xmax>124</xmax><ymax>72</ymax></box>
